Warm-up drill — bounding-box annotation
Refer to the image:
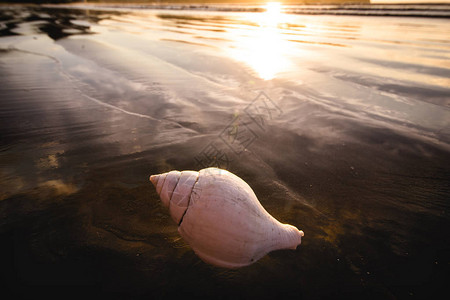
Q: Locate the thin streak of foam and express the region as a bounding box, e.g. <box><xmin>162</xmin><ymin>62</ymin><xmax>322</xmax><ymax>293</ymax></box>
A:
<box><xmin>5</xmin><ymin>47</ymin><xmax>161</xmax><ymax>121</ymax></box>
<box><xmin>3</xmin><ymin>46</ymin><xmax>199</xmax><ymax>134</ymax></box>
<box><xmin>80</xmin><ymin>93</ymin><xmax>157</xmax><ymax>120</ymax></box>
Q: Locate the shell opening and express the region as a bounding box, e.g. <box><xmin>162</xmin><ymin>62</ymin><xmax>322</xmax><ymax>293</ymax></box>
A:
<box><xmin>279</xmin><ymin>224</ymin><xmax>304</xmax><ymax>250</ymax></box>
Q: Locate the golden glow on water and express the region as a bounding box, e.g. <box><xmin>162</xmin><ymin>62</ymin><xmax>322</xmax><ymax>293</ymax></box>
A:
<box><xmin>264</xmin><ymin>2</ymin><xmax>283</xmax><ymax>27</ymax></box>
<box><xmin>228</xmin><ymin>2</ymin><xmax>294</xmax><ymax>80</ymax></box>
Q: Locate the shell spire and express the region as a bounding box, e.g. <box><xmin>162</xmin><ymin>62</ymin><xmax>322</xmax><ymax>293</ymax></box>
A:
<box><xmin>149</xmin><ymin>167</ymin><xmax>304</xmax><ymax>268</ymax></box>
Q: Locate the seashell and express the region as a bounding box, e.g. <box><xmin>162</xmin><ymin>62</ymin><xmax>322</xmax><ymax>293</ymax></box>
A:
<box><xmin>149</xmin><ymin>167</ymin><xmax>304</xmax><ymax>268</ymax></box>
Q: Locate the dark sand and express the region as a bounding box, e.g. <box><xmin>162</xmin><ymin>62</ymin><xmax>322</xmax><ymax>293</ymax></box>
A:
<box><xmin>1</xmin><ymin>4</ymin><xmax>449</xmax><ymax>299</ymax></box>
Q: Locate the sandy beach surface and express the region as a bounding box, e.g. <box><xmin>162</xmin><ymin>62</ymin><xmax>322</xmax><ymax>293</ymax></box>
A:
<box><xmin>1</xmin><ymin>4</ymin><xmax>449</xmax><ymax>299</ymax></box>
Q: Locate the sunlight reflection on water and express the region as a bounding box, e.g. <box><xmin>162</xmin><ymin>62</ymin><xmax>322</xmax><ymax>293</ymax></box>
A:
<box><xmin>228</xmin><ymin>2</ymin><xmax>293</xmax><ymax>80</ymax></box>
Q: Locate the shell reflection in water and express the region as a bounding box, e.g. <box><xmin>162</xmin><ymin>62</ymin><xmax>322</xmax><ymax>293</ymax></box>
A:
<box><xmin>149</xmin><ymin>167</ymin><xmax>304</xmax><ymax>268</ymax></box>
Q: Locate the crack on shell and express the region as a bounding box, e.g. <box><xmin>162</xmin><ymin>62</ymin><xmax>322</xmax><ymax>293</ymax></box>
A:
<box><xmin>177</xmin><ymin>172</ymin><xmax>200</xmax><ymax>226</ymax></box>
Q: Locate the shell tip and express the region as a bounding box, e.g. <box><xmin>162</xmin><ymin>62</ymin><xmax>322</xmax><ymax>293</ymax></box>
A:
<box><xmin>149</xmin><ymin>174</ymin><xmax>159</xmax><ymax>187</ymax></box>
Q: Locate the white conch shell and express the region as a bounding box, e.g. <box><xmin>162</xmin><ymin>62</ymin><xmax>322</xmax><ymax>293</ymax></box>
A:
<box><xmin>149</xmin><ymin>167</ymin><xmax>304</xmax><ymax>268</ymax></box>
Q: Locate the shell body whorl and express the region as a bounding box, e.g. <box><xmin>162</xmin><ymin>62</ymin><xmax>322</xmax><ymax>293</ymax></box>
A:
<box><xmin>150</xmin><ymin>167</ymin><xmax>304</xmax><ymax>268</ymax></box>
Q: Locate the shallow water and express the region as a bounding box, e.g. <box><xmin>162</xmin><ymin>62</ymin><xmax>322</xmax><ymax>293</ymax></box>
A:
<box><xmin>0</xmin><ymin>4</ymin><xmax>449</xmax><ymax>299</ymax></box>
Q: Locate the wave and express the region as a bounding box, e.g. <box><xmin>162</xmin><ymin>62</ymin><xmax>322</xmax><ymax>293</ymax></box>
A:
<box><xmin>49</xmin><ymin>3</ymin><xmax>450</xmax><ymax>18</ymax></box>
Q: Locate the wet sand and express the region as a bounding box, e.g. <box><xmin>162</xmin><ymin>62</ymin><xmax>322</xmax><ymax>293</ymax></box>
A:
<box><xmin>1</xmin><ymin>4</ymin><xmax>449</xmax><ymax>299</ymax></box>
